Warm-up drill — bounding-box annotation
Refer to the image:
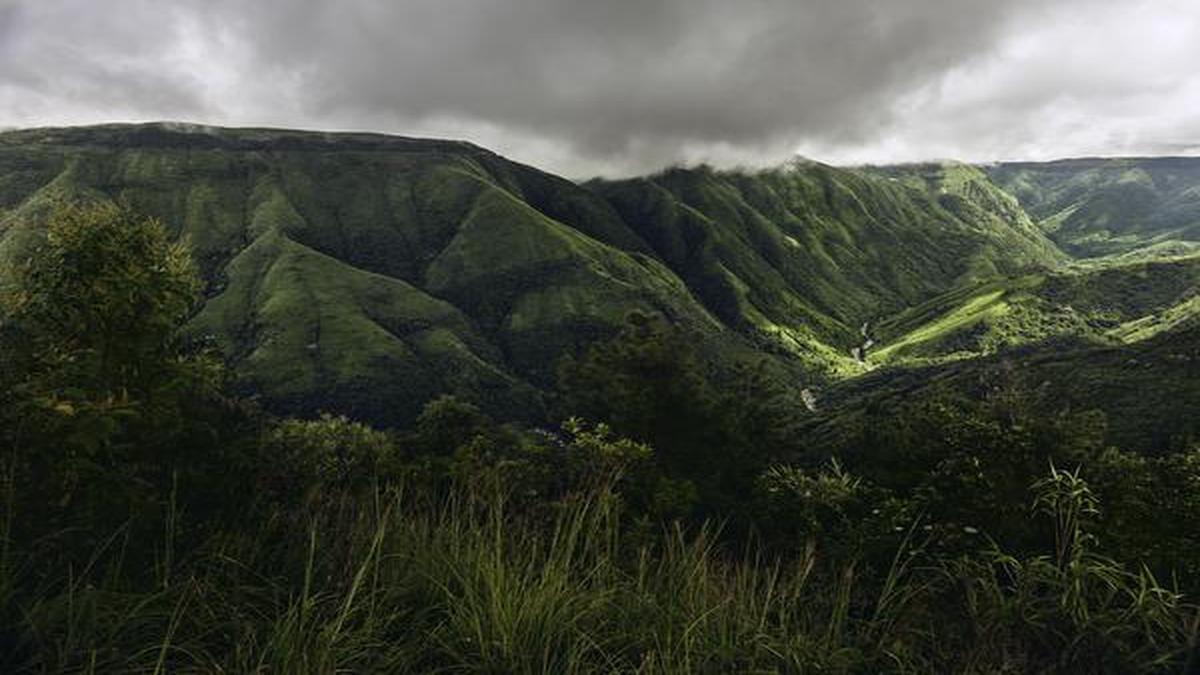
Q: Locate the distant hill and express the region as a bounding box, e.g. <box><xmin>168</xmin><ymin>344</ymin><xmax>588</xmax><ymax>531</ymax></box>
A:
<box><xmin>803</xmin><ymin>313</ymin><xmax>1200</xmax><ymax>455</ymax></box>
<box><xmin>986</xmin><ymin>157</ymin><xmax>1200</xmax><ymax>258</ymax></box>
<box><xmin>591</xmin><ymin>161</ymin><xmax>1062</xmax><ymax>373</ymax></box>
<box><xmin>868</xmin><ymin>253</ymin><xmax>1200</xmax><ymax>364</ymax></box>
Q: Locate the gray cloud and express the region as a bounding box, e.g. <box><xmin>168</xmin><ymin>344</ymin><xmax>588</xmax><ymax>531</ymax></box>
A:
<box><xmin>0</xmin><ymin>1</ymin><xmax>213</xmax><ymax>119</ymax></box>
<box><xmin>1</xmin><ymin>0</ymin><xmax>1196</xmax><ymax>175</ymax></box>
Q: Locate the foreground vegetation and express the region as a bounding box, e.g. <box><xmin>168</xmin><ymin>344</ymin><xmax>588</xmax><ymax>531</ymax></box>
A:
<box><xmin>5</xmin><ymin>462</ymin><xmax>1197</xmax><ymax>673</ymax></box>
<box><xmin>2</xmin><ymin>204</ymin><xmax>1199</xmax><ymax>672</ymax></box>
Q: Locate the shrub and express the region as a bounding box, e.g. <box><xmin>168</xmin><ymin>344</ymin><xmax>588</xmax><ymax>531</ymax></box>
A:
<box><xmin>259</xmin><ymin>413</ymin><xmax>399</xmax><ymax>506</ymax></box>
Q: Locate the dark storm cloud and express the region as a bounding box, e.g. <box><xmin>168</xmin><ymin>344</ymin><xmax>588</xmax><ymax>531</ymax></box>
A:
<box><xmin>1</xmin><ymin>0</ymin><xmax>1196</xmax><ymax>174</ymax></box>
<box><xmin>199</xmin><ymin>0</ymin><xmax>1060</xmax><ymax>165</ymax></box>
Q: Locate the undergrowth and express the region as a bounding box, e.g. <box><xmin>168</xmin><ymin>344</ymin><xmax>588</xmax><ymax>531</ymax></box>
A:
<box><xmin>2</xmin><ymin>466</ymin><xmax>1195</xmax><ymax>674</ymax></box>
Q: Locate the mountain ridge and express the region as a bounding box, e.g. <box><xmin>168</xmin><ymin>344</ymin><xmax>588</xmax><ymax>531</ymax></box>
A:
<box><xmin>2</xmin><ymin>122</ymin><xmax>1196</xmax><ymax>430</ymax></box>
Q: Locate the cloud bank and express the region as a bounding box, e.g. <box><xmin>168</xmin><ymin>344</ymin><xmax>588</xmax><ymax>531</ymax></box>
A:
<box><xmin>1</xmin><ymin>0</ymin><xmax>1198</xmax><ymax>175</ymax></box>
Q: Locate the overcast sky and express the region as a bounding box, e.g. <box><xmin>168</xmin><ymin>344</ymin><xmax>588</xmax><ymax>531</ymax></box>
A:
<box><xmin>2</xmin><ymin>0</ymin><xmax>1199</xmax><ymax>176</ymax></box>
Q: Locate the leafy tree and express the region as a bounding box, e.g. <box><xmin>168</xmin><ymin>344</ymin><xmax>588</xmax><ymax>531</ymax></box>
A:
<box><xmin>410</xmin><ymin>395</ymin><xmax>497</xmax><ymax>458</ymax></box>
<box><xmin>757</xmin><ymin>459</ymin><xmax>911</xmax><ymax>560</ymax></box>
<box><xmin>1087</xmin><ymin>445</ymin><xmax>1200</xmax><ymax>590</ymax></box>
<box><xmin>448</xmin><ymin>418</ymin><xmax>654</xmax><ymax>508</ymax></box>
<box><xmin>0</xmin><ymin>202</ymin><xmax>250</xmax><ymax>544</ymax></box>
<box><xmin>556</xmin><ymin>312</ymin><xmax>781</xmax><ymax>516</ymax></box>
<box><xmin>557</xmin><ymin>312</ymin><xmax>713</xmax><ymax>453</ymax></box>
<box><xmin>2</xmin><ymin>202</ymin><xmax>201</xmax><ymax>391</ymax></box>
<box><xmin>830</xmin><ymin>366</ymin><xmax>1109</xmax><ymax>555</ymax></box>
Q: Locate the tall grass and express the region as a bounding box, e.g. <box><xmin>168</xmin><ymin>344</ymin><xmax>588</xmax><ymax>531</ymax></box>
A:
<box><xmin>1</xmin><ymin>470</ymin><xmax>1196</xmax><ymax>673</ymax></box>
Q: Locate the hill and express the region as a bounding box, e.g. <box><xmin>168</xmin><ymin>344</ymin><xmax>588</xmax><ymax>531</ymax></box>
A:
<box><xmin>802</xmin><ymin>312</ymin><xmax>1200</xmax><ymax>455</ymax></box>
<box><xmin>985</xmin><ymin>157</ymin><xmax>1200</xmax><ymax>258</ymax></box>
<box><xmin>591</xmin><ymin>161</ymin><xmax>1062</xmax><ymax>373</ymax></box>
<box><xmin>0</xmin><ymin>123</ymin><xmax>1068</xmax><ymax>425</ymax></box>
<box><xmin>0</xmin><ymin>123</ymin><xmax>729</xmax><ymax>424</ymax></box>
<box><xmin>868</xmin><ymin>253</ymin><xmax>1200</xmax><ymax>363</ymax></box>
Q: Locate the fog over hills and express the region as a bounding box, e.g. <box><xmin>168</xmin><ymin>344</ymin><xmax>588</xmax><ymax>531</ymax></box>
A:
<box><xmin>5</xmin><ymin>0</ymin><xmax>1200</xmax><ymax>175</ymax></box>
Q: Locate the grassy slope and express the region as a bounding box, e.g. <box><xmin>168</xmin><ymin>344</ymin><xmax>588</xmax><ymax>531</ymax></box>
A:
<box><xmin>1</xmin><ymin>124</ymin><xmax>1072</xmax><ymax>423</ymax></box>
<box><xmin>780</xmin><ymin>160</ymin><xmax>1200</xmax><ymax>453</ymax></box>
<box><xmin>986</xmin><ymin>157</ymin><xmax>1200</xmax><ymax>257</ymax></box>
<box><xmin>867</xmin><ymin>161</ymin><xmax>1062</xmax><ymax>274</ymax></box>
<box><xmin>0</xmin><ymin>124</ymin><xmax>726</xmax><ymax>425</ymax></box>
<box><xmin>591</xmin><ymin>161</ymin><xmax>1062</xmax><ymax>375</ymax></box>
<box><xmin>804</xmin><ymin>314</ymin><xmax>1200</xmax><ymax>454</ymax></box>
<box><xmin>870</xmin><ymin>254</ymin><xmax>1200</xmax><ymax>363</ymax></box>
<box><xmin>6</xmin><ymin>124</ymin><xmax>1193</xmax><ymax>435</ymax></box>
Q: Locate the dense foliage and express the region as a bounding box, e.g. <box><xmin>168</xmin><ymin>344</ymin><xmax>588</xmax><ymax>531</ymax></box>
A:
<box><xmin>0</xmin><ymin>203</ymin><xmax>255</xmax><ymax>548</ymax></box>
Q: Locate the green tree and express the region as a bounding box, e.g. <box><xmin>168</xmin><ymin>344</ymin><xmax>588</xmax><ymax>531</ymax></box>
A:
<box><xmin>410</xmin><ymin>395</ymin><xmax>497</xmax><ymax>458</ymax></box>
<box><xmin>259</xmin><ymin>413</ymin><xmax>398</xmax><ymax>508</ymax></box>
<box><xmin>838</xmin><ymin>368</ymin><xmax>1108</xmax><ymax>555</ymax></box>
<box><xmin>556</xmin><ymin>312</ymin><xmax>782</xmax><ymax>517</ymax></box>
<box><xmin>0</xmin><ymin>202</ymin><xmax>246</xmax><ymax>542</ymax></box>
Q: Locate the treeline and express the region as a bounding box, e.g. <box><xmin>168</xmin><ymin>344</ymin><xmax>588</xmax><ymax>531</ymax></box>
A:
<box><xmin>1</xmin><ymin>204</ymin><xmax>1198</xmax><ymax>672</ymax></box>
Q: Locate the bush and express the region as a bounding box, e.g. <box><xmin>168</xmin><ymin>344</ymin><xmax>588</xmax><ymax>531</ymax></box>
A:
<box><xmin>757</xmin><ymin>459</ymin><xmax>912</xmax><ymax>560</ymax></box>
<box><xmin>259</xmin><ymin>413</ymin><xmax>400</xmax><ymax>506</ymax></box>
<box><xmin>939</xmin><ymin>465</ymin><xmax>1198</xmax><ymax>672</ymax></box>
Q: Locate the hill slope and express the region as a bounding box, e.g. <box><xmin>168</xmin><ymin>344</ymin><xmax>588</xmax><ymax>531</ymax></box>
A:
<box><xmin>0</xmin><ymin>123</ymin><xmax>1094</xmax><ymax>426</ymax></box>
<box><xmin>0</xmin><ymin>123</ymin><xmax>727</xmax><ymax>424</ymax></box>
<box><xmin>869</xmin><ymin>253</ymin><xmax>1200</xmax><ymax>363</ymax></box>
<box><xmin>804</xmin><ymin>314</ymin><xmax>1200</xmax><ymax>455</ymax></box>
<box><xmin>0</xmin><ymin>124</ymin><xmax>1073</xmax><ymax>424</ymax></box>
<box><xmin>986</xmin><ymin>157</ymin><xmax>1200</xmax><ymax>258</ymax></box>
<box><xmin>591</xmin><ymin>162</ymin><xmax>1062</xmax><ymax>373</ymax></box>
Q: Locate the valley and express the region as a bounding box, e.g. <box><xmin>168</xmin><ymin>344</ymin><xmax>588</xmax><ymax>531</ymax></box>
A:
<box><xmin>3</xmin><ymin>122</ymin><xmax>1199</xmax><ymax>673</ymax></box>
<box><xmin>7</xmin><ymin>1</ymin><xmax>1200</xmax><ymax>669</ymax></box>
<box><xmin>2</xmin><ymin>124</ymin><xmax>1195</xmax><ymax>443</ymax></box>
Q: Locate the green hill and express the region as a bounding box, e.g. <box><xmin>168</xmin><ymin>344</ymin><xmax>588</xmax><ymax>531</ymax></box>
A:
<box><xmin>986</xmin><ymin>157</ymin><xmax>1200</xmax><ymax>258</ymax></box>
<box><xmin>0</xmin><ymin>123</ymin><xmax>728</xmax><ymax>424</ymax></box>
<box><xmin>591</xmin><ymin>161</ymin><xmax>1062</xmax><ymax>373</ymax></box>
<box><xmin>0</xmin><ymin>123</ymin><xmax>1075</xmax><ymax>425</ymax></box>
<box><xmin>6</xmin><ymin>123</ymin><xmax>1199</xmax><ymax>435</ymax></box>
<box><xmin>804</xmin><ymin>314</ymin><xmax>1200</xmax><ymax>455</ymax></box>
<box><xmin>869</xmin><ymin>253</ymin><xmax>1200</xmax><ymax>363</ymax></box>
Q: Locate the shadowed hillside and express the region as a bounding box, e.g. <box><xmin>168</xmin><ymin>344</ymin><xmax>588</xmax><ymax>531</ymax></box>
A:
<box><xmin>804</xmin><ymin>314</ymin><xmax>1200</xmax><ymax>455</ymax></box>
<box><xmin>0</xmin><ymin>124</ymin><xmax>737</xmax><ymax>424</ymax></box>
<box><xmin>0</xmin><ymin>123</ymin><xmax>1067</xmax><ymax>424</ymax></box>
